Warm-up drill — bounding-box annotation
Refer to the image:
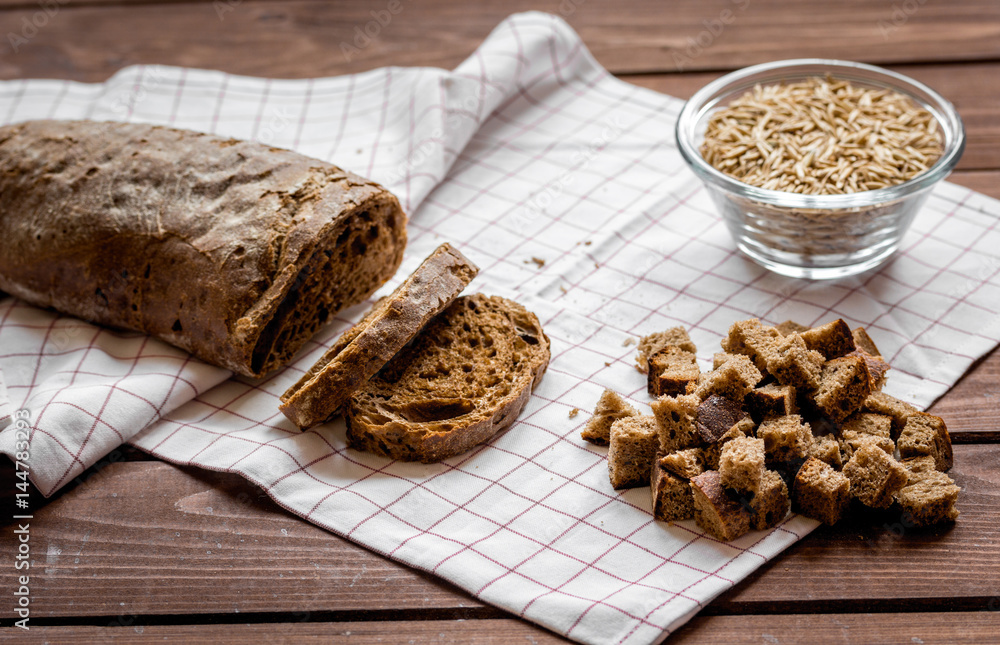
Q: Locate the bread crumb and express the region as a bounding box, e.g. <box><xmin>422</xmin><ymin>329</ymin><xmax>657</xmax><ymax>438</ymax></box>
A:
<box><xmin>568</xmin><ymin>408</ymin><xmax>580</xmax><ymax>418</ymax></box>
<box><xmin>585</xmin><ymin>240</ymin><xmax>592</xmax><ymax>246</ymax></box>
<box><xmin>605</xmin><ymin>361</ymin><xmax>612</xmax><ymax>367</ymax></box>
<box><xmin>530</xmin><ymin>257</ymin><xmax>546</xmax><ymax>267</ymax></box>
<box><xmin>559</xmin><ymin>285</ymin><xmax>568</xmax><ymax>293</ymax></box>
<box><xmin>623</xmin><ymin>337</ymin><xmax>636</xmax><ymax>347</ymax></box>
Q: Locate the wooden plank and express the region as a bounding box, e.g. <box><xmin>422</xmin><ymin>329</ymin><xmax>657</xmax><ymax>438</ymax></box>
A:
<box><xmin>929</xmin><ymin>346</ymin><xmax>1000</xmax><ymax>442</ymax></box>
<box><xmin>0</xmin><ymin>461</ymin><xmax>484</xmax><ymax>617</ymax></box>
<box><xmin>624</xmin><ymin>62</ymin><xmax>1000</xmax><ymax>172</ymax></box>
<box><xmin>2</xmin><ymin>6</ymin><xmax>997</xmax><ymax>172</ymax></box>
<box><xmin>672</xmin><ymin>612</ymin><xmax>1000</xmax><ymax>645</ymax></box>
<box><xmin>714</xmin><ymin>443</ymin><xmax>1000</xmax><ymax>611</ymax></box>
<box><xmin>1</xmin><ymin>0</ymin><xmax>1000</xmax><ymax>82</ymax></box>
<box><xmin>2</xmin><ymin>444</ymin><xmax>997</xmax><ymax>620</ymax></box>
<box><xmin>0</xmin><ymin>619</ymin><xmax>570</xmax><ymax>644</ymax></box>
<box><xmin>4</xmin><ymin>611</ymin><xmax>1000</xmax><ymax>644</ymax></box>
<box><xmin>949</xmin><ymin>170</ymin><xmax>1000</xmax><ymax>201</ymax></box>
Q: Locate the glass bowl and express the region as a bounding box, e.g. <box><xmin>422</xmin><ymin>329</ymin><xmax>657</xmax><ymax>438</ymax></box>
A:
<box><xmin>675</xmin><ymin>59</ymin><xmax>965</xmax><ymax>280</ymax></box>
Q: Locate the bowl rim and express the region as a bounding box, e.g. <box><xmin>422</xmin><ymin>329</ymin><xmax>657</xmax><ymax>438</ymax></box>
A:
<box><xmin>675</xmin><ymin>58</ymin><xmax>966</xmax><ymax>208</ymax></box>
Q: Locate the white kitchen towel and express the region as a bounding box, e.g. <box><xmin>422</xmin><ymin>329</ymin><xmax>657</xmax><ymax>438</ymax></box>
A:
<box><xmin>2</xmin><ymin>11</ymin><xmax>1000</xmax><ymax>645</ymax></box>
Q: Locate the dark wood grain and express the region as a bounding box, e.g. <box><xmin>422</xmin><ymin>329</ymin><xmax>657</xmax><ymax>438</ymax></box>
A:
<box><xmin>929</xmin><ymin>346</ymin><xmax>1000</xmax><ymax>442</ymax></box>
<box><xmin>0</xmin><ymin>461</ymin><xmax>483</xmax><ymax>618</ymax></box>
<box><xmin>2</xmin><ymin>445</ymin><xmax>996</xmax><ymax>620</ymax></box>
<box><xmin>4</xmin><ymin>611</ymin><xmax>1000</xmax><ymax>644</ymax></box>
<box><xmin>672</xmin><ymin>612</ymin><xmax>1000</xmax><ymax>644</ymax></box>
<box><xmin>2</xmin><ymin>4</ymin><xmax>998</xmax><ymax>175</ymax></box>
<box><xmin>0</xmin><ymin>619</ymin><xmax>568</xmax><ymax>644</ymax></box>
<box><xmin>949</xmin><ymin>170</ymin><xmax>1000</xmax><ymax>200</ymax></box>
<box><xmin>2</xmin><ymin>0</ymin><xmax>1000</xmax><ymax>81</ymax></box>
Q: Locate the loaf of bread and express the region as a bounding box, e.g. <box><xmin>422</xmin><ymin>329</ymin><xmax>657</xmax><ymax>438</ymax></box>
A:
<box><xmin>0</xmin><ymin>120</ymin><xmax>407</xmax><ymax>377</ymax></box>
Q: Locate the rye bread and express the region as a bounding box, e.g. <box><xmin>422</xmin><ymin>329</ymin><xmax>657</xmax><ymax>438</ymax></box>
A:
<box><xmin>0</xmin><ymin>119</ymin><xmax>407</xmax><ymax>377</ymax></box>
<box><xmin>344</xmin><ymin>294</ymin><xmax>550</xmax><ymax>462</ymax></box>
<box><xmin>279</xmin><ymin>243</ymin><xmax>478</xmax><ymax>429</ymax></box>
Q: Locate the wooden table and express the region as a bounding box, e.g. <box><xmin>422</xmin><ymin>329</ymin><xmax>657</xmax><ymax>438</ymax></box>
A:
<box><xmin>2</xmin><ymin>1</ymin><xmax>999</xmax><ymax>642</ymax></box>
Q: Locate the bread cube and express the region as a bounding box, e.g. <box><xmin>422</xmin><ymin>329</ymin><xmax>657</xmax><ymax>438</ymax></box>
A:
<box><xmin>749</xmin><ymin>469</ymin><xmax>790</xmax><ymax>530</ymax></box>
<box><xmin>651</xmin><ymin>393</ymin><xmax>702</xmax><ymax>453</ymax></box>
<box><xmin>651</xmin><ymin>463</ymin><xmax>695</xmax><ymax>522</ymax></box>
<box><xmin>713</xmin><ymin>352</ymin><xmax>739</xmax><ymax>370</ymax></box>
<box><xmin>839</xmin><ymin>412</ymin><xmax>894</xmax><ymax>461</ymax></box>
<box><xmin>720</xmin><ymin>318</ymin><xmax>781</xmax><ymax>372</ymax></box>
<box><xmin>809</xmin><ymin>434</ymin><xmax>842</xmax><ymax>470</ymax></box>
<box><xmin>848</xmin><ymin>349</ymin><xmax>889</xmax><ymax>391</ymax></box>
<box><xmin>813</xmin><ymin>354</ymin><xmax>872</xmax><ymax>422</ymax></box>
<box><xmin>776</xmin><ymin>320</ymin><xmax>809</xmax><ymax>336</ymax></box>
<box><xmin>840</xmin><ymin>433</ymin><xmax>894</xmax><ymax>465</ymax></box>
<box><xmin>719</xmin><ymin>436</ymin><xmax>766</xmax><ymax>492</ymax></box>
<box><xmin>862</xmin><ymin>391</ymin><xmax>918</xmax><ymax>441</ymax></box>
<box><xmin>608</xmin><ymin>416</ymin><xmax>659</xmax><ymax>489</ymax></box>
<box><xmin>581</xmin><ymin>389</ymin><xmax>638</xmax><ymax>446</ymax></box>
<box><xmin>842</xmin><ymin>412</ymin><xmax>892</xmax><ymax>438</ymax></box>
<box><xmin>702</xmin><ymin>420</ymin><xmax>754</xmax><ymax>470</ymax></box>
<box><xmin>696</xmin><ymin>394</ymin><xmax>750</xmax><ymax>444</ymax></box>
<box><xmin>800</xmin><ymin>318</ymin><xmax>856</xmax><ymax>359</ymax></box>
<box><xmin>851</xmin><ymin>326</ymin><xmax>881</xmax><ymax>357</ymax></box>
<box><xmin>658</xmin><ymin>447</ymin><xmax>706</xmax><ymax>479</ymax></box>
<box><xmin>898</xmin><ymin>412</ymin><xmax>953</xmax><ymax>472</ymax></box>
<box><xmin>895</xmin><ymin>470</ymin><xmax>960</xmax><ymax>527</ymax></box>
<box><xmin>690</xmin><ymin>470</ymin><xmax>752</xmax><ymax>541</ymax></box>
<box><xmin>900</xmin><ymin>455</ymin><xmax>938</xmax><ymax>480</ymax></box>
<box><xmin>692</xmin><ymin>353</ymin><xmax>762</xmax><ymax>400</ymax></box>
<box><xmin>758</xmin><ymin>414</ymin><xmax>813</xmax><ymax>467</ymax></box>
<box><xmin>636</xmin><ymin>327</ymin><xmax>696</xmax><ymax>373</ymax></box>
<box><xmin>842</xmin><ymin>442</ymin><xmax>908</xmax><ymax>509</ymax></box>
<box><xmin>793</xmin><ymin>457</ymin><xmax>851</xmax><ymax>526</ymax></box>
<box><xmin>765</xmin><ymin>333</ymin><xmax>824</xmax><ymax>390</ymax></box>
<box><xmin>647</xmin><ymin>346</ymin><xmax>700</xmax><ymax>397</ymax></box>
<box><xmin>745</xmin><ymin>383</ymin><xmax>798</xmax><ymax>423</ymax></box>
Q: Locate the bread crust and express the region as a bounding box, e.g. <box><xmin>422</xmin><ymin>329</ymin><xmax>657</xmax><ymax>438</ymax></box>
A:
<box><xmin>0</xmin><ymin>120</ymin><xmax>407</xmax><ymax>377</ymax></box>
<box><xmin>344</xmin><ymin>294</ymin><xmax>550</xmax><ymax>462</ymax></box>
<box><xmin>279</xmin><ymin>243</ymin><xmax>478</xmax><ymax>428</ymax></box>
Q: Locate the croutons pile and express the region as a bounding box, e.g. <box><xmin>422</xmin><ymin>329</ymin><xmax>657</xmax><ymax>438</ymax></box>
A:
<box><xmin>583</xmin><ymin>319</ymin><xmax>959</xmax><ymax>542</ymax></box>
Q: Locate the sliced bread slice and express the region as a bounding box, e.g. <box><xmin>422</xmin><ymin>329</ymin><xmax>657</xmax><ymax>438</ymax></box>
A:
<box><xmin>344</xmin><ymin>293</ymin><xmax>550</xmax><ymax>462</ymax></box>
<box><xmin>279</xmin><ymin>243</ymin><xmax>478</xmax><ymax>429</ymax></box>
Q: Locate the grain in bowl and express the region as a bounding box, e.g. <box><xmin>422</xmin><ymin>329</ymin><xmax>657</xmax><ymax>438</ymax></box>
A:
<box><xmin>675</xmin><ymin>60</ymin><xmax>964</xmax><ymax>280</ymax></box>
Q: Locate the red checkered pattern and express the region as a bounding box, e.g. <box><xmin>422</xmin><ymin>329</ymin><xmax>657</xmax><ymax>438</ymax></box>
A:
<box><xmin>2</xmin><ymin>12</ymin><xmax>1000</xmax><ymax>645</ymax></box>
<box><xmin>0</xmin><ymin>300</ymin><xmax>230</xmax><ymax>494</ymax></box>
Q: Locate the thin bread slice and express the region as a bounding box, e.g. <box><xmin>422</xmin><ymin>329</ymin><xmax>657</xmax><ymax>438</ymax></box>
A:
<box><xmin>279</xmin><ymin>243</ymin><xmax>479</xmax><ymax>429</ymax></box>
<box><xmin>344</xmin><ymin>294</ymin><xmax>550</xmax><ymax>462</ymax></box>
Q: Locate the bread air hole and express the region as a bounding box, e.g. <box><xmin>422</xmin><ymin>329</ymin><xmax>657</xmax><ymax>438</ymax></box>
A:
<box><xmin>397</xmin><ymin>399</ymin><xmax>474</xmax><ymax>423</ymax></box>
